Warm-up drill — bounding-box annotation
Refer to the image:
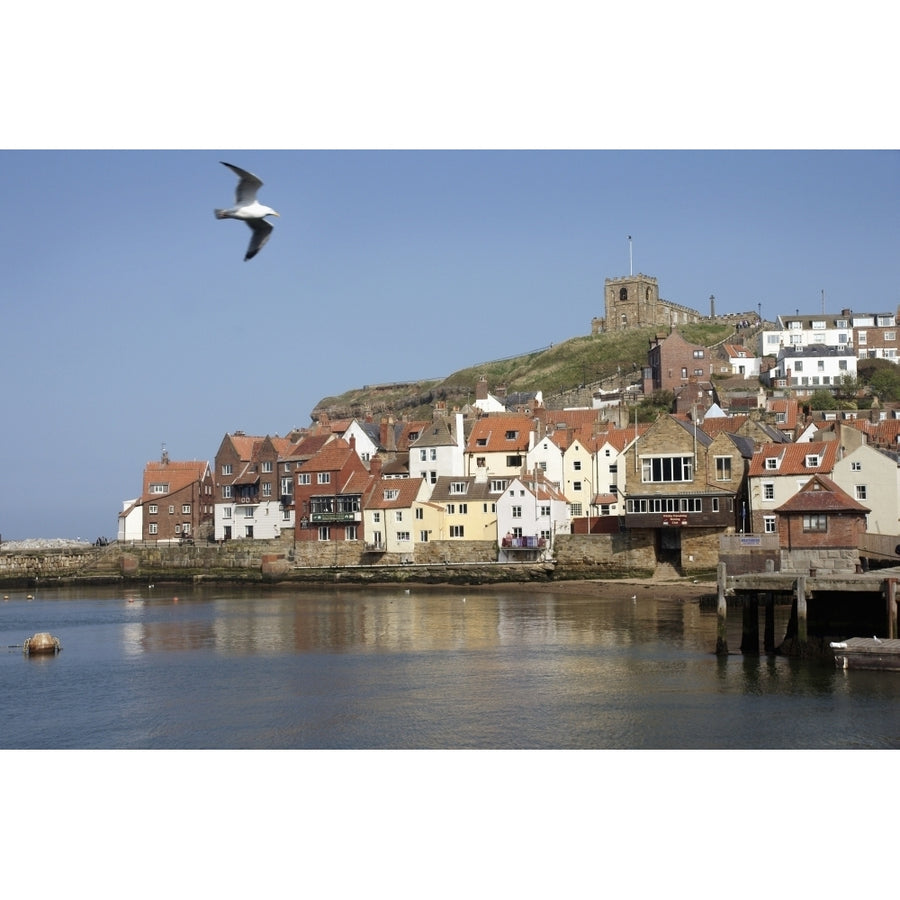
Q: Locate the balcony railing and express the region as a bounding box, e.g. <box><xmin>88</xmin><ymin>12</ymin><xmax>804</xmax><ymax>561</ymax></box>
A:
<box><xmin>500</xmin><ymin>536</ymin><xmax>547</xmax><ymax>549</ymax></box>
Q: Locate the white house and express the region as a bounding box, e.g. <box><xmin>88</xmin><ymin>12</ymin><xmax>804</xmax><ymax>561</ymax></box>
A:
<box><xmin>723</xmin><ymin>343</ymin><xmax>761</xmax><ymax>379</ymax></box>
<box><xmin>408</xmin><ymin>412</ymin><xmax>466</xmax><ymax>486</ymax></box>
<box><xmin>761</xmin><ymin>309</ymin><xmax>900</xmax><ymax>363</ymax></box>
<box><xmin>525</xmin><ymin>431</ymin><xmax>566</xmax><ymax>491</ymax></box>
<box><xmin>770</xmin><ymin>345</ymin><xmax>857</xmax><ymax>395</ymax></box>
<box><xmin>117</xmin><ymin>498</ymin><xmax>143</xmax><ymax>542</ymax></box>
<box><xmin>340</xmin><ymin>419</ymin><xmax>381</xmax><ymax>464</ymax></box>
<box><xmin>562</xmin><ymin>438</ymin><xmax>597</xmax><ymax>519</ymax></box>
<box><xmin>832</xmin><ymin>443</ymin><xmax>900</xmax><ymax>536</ymax></box>
<box><xmin>497</xmin><ymin>471</ymin><xmax>569</xmax><ymax>561</ymax></box>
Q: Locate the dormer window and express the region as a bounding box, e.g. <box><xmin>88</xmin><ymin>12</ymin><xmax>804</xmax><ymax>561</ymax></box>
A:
<box><xmin>765</xmin><ymin>457</ymin><xmax>778</xmax><ymax>470</ymax></box>
<box><xmin>384</xmin><ymin>488</ymin><xmax>399</xmax><ymax>501</ymax></box>
<box><xmin>449</xmin><ymin>481</ymin><xmax>467</xmax><ymax>495</ymax></box>
<box><xmin>805</xmin><ymin>454</ymin><xmax>820</xmax><ymax>468</ymax></box>
<box><xmin>505</xmin><ymin>430</ymin><xmax>518</xmax><ymax>440</ymax></box>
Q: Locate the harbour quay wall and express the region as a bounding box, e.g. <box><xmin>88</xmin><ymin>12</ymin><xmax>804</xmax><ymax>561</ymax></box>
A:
<box><xmin>1</xmin><ymin>532</ymin><xmax>694</xmax><ymax>587</ymax></box>
<box><xmin>0</xmin><ymin>548</ymin><xmax>99</xmax><ymax>585</ymax></box>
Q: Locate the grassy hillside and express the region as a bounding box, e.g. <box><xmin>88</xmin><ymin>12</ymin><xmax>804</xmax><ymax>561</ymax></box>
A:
<box><xmin>312</xmin><ymin>322</ymin><xmax>735</xmax><ymax>421</ymax></box>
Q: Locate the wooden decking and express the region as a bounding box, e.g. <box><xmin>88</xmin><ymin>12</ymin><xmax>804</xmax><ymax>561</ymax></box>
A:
<box><xmin>829</xmin><ymin>637</ymin><xmax>900</xmax><ymax>671</ymax></box>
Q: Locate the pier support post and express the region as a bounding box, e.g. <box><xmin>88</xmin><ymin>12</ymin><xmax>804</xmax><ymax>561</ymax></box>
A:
<box><xmin>796</xmin><ymin>575</ymin><xmax>808</xmax><ymax>657</ymax></box>
<box><xmin>763</xmin><ymin>591</ymin><xmax>776</xmax><ymax>653</ymax></box>
<box><xmin>716</xmin><ymin>562</ymin><xmax>728</xmax><ymax>656</ymax></box>
<box><xmin>884</xmin><ymin>578</ymin><xmax>898</xmax><ymax>640</ymax></box>
<box><xmin>740</xmin><ymin>591</ymin><xmax>760</xmax><ymax>654</ymax></box>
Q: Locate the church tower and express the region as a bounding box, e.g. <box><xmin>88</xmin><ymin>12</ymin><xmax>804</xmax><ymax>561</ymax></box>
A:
<box><xmin>604</xmin><ymin>274</ymin><xmax>660</xmax><ymax>332</ymax></box>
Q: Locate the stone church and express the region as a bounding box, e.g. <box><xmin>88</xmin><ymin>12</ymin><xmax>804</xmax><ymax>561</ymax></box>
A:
<box><xmin>592</xmin><ymin>274</ymin><xmax>703</xmax><ymax>334</ymax></box>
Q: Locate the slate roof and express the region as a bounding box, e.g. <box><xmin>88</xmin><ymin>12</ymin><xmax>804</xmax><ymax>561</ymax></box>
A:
<box><xmin>409</xmin><ymin>418</ymin><xmax>458</xmax><ymax>448</ymax></box>
<box><xmin>428</xmin><ymin>476</ymin><xmax>503</xmax><ymax>503</ymax></box>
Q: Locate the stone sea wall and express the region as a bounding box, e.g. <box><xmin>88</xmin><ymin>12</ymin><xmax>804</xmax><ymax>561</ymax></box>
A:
<box><xmin>0</xmin><ymin>532</ymin><xmax>678</xmax><ymax>587</ymax></box>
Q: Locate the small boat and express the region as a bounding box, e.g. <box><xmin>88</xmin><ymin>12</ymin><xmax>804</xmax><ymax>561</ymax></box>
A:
<box><xmin>23</xmin><ymin>632</ymin><xmax>62</xmax><ymax>656</ymax></box>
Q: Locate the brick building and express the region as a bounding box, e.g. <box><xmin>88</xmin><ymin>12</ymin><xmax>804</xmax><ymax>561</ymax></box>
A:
<box><xmin>293</xmin><ymin>437</ymin><xmax>370</xmax><ymax>544</ymax></box>
<box><xmin>140</xmin><ymin>451</ymin><xmax>214</xmax><ymax>542</ymax></box>
<box><xmin>775</xmin><ymin>474</ymin><xmax>869</xmax><ymax>574</ymax></box>
<box><xmin>643</xmin><ymin>330</ymin><xmax>714</xmax><ymax>394</ymax></box>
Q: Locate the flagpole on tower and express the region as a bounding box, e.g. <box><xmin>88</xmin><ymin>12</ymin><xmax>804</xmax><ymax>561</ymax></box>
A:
<box><xmin>628</xmin><ymin>235</ymin><xmax>633</xmax><ymax>276</ymax></box>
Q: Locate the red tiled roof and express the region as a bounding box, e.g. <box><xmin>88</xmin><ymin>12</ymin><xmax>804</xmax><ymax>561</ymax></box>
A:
<box><xmin>767</xmin><ymin>398</ymin><xmax>799</xmax><ymax>430</ymax></box>
<box><xmin>141</xmin><ymin>460</ymin><xmax>209</xmax><ymax>502</ymax></box>
<box><xmin>298</xmin><ymin>438</ymin><xmax>357</xmax><ymax>473</ymax></box>
<box><xmin>699</xmin><ymin>416</ymin><xmax>748</xmax><ymax>438</ymax></box>
<box><xmin>748</xmin><ymin>441</ymin><xmax>838</xmax><ymax>477</ymax></box>
<box><xmin>365</xmin><ymin>477</ymin><xmax>425</xmax><ymax>509</ymax></box>
<box><xmin>775</xmin><ymin>474</ymin><xmax>869</xmax><ymax>514</ymax></box>
<box><xmin>466</xmin><ymin>414</ymin><xmax>535</xmax><ymax>452</ymax></box>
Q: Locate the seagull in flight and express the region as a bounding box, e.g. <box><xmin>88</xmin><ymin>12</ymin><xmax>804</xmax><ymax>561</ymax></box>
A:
<box><xmin>214</xmin><ymin>162</ymin><xmax>280</xmax><ymax>260</ymax></box>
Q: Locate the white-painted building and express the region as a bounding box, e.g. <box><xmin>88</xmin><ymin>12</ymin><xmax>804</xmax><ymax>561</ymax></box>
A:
<box><xmin>408</xmin><ymin>413</ymin><xmax>466</xmax><ymax>486</ymax></box>
<box><xmin>497</xmin><ymin>472</ymin><xmax>569</xmax><ymax>561</ymax></box>
<box><xmin>761</xmin><ymin>310</ymin><xmax>900</xmax><ymax>363</ymax></box>
<box><xmin>770</xmin><ymin>345</ymin><xmax>857</xmax><ymax>394</ymax></box>
<box><xmin>722</xmin><ymin>343</ymin><xmax>761</xmax><ymax>379</ymax></box>
<box><xmin>832</xmin><ymin>443</ymin><xmax>900</xmax><ymax>536</ymax></box>
<box><xmin>117</xmin><ymin>498</ymin><xmax>143</xmax><ymax>542</ymax></box>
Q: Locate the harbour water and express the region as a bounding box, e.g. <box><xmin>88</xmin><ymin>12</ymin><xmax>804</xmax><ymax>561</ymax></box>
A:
<box><xmin>3</xmin><ymin>583</ymin><xmax>898</xmax><ymax>749</ymax></box>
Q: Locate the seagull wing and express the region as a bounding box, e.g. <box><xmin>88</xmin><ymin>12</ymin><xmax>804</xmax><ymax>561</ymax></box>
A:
<box><xmin>244</xmin><ymin>218</ymin><xmax>274</xmax><ymax>261</ymax></box>
<box><xmin>221</xmin><ymin>161</ymin><xmax>263</xmax><ymax>206</ymax></box>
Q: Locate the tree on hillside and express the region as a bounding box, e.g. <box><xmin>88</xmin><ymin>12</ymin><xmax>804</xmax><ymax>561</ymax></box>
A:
<box><xmin>868</xmin><ymin>367</ymin><xmax>900</xmax><ymax>402</ymax></box>
<box><xmin>635</xmin><ymin>390</ymin><xmax>675</xmax><ymax>422</ymax></box>
<box><xmin>807</xmin><ymin>390</ymin><xmax>837</xmax><ymax>411</ymax></box>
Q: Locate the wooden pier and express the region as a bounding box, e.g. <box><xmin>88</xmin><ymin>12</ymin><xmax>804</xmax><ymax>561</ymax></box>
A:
<box><xmin>829</xmin><ymin>637</ymin><xmax>900</xmax><ymax>671</ymax></box>
<box><xmin>716</xmin><ymin>563</ymin><xmax>900</xmax><ymax>658</ymax></box>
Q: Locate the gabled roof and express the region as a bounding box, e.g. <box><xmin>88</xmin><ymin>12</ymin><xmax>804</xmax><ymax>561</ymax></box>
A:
<box><xmin>722</xmin><ymin>432</ymin><xmax>757</xmax><ymax>460</ymax></box>
<box><xmin>410</xmin><ymin>418</ymin><xmax>458</xmax><ymax>448</ymax></box>
<box><xmin>671</xmin><ymin>416</ymin><xmax>714</xmax><ymax>447</ymax></box>
<box><xmin>748</xmin><ymin>440</ymin><xmax>839</xmax><ymax>477</ymax></box>
<box><xmin>599</xmin><ymin>424</ymin><xmax>650</xmax><ymax>452</ymax></box>
<box><xmin>364</xmin><ymin>477</ymin><xmax>425</xmax><ymax>510</ymax></box>
<box><xmin>466</xmin><ymin>413</ymin><xmax>535</xmax><ymax>453</ymax></box>
<box><xmin>698</xmin><ymin>415</ymin><xmax>749</xmax><ymax>438</ymax></box>
<box><xmin>141</xmin><ymin>459</ymin><xmax>209</xmax><ymax>502</ymax></box>
<box><xmin>428</xmin><ymin>476</ymin><xmax>504</xmax><ymax>503</ymax></box>
<box><xmin>282</xmin><ymin>433</ymin><xmax>334</xmax><ymax>462</ymax></box>
<box><xmin>508</xmin><ymin>471</ymin><xmax>568</xmax><ymax>504</ymax></box>
<box><xmin>298</xmin><ymin>438</ymin><xmax>359</xmax><ymax>474</ymax></box>
<box><xmin>767</xmin><ymin>397</ymin><xmax>799</xmax><ymax>431</ymax></box>
<box><xmin>775</xmin><ymin>474</ymin><xmax>869</xmax><ymax>514</ymax></box>
<box><xmin>393</xmin><ymin>421</ymin><xmax>431</xmax><ymax>451</ymax></box>
<box><xmin>723</xmin><ymin>343</ymin><xmax>754</xmax><ymax>359</ymax></box>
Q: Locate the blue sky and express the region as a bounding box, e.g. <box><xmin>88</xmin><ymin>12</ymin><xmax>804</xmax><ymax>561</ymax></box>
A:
<box><xmin>2</xmin><ymin>7</ymin><xmax>897</xmax><ymax>541</ymax></box>
<box><xmin>2</xmin><ymin>149</ymin><xmax>896</xmax><ymax>540</ymax></box>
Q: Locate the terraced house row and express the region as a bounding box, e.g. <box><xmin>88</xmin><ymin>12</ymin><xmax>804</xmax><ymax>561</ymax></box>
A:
<box><xmin>119</xmin><ymin>389</ymin><xmax>900</xmax><ymax>572</ymax></box>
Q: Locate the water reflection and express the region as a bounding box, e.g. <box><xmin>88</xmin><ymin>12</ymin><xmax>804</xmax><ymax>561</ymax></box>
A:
<box><xmin>4</xmin><ymin>585</ymin><xmax>898</xmax><ymax>749</ymax></box>
<box><xmin>112</xmin><ymin>588</ymin><xmax>734</xmax><ymax>658</ymax></box>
